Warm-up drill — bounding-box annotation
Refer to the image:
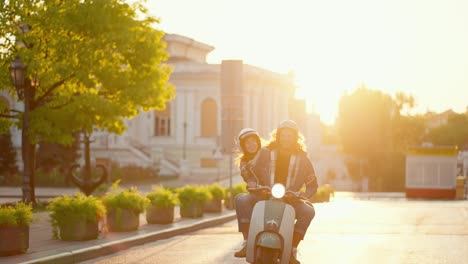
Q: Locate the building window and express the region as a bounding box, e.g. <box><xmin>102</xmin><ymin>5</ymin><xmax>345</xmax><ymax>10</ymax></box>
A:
<box><xmin>201</xmin><ymin>98</ymin><xmax>217</xmax><ymax>137</ymax></box>
<box><xmin>154</xmin><ymin>102</ymin><xmax>171</xmax><ymax>136</ymax></box>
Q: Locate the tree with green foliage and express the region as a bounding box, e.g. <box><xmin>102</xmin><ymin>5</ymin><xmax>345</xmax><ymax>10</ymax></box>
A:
<box><xmin>391</xmin><ymin>92</ymin><xmax>428</xmax><ymax>150</ymax></box>
<box><xmin>0</xmin><ymin>131</ymin><xmax>18</xmax><ymax>180</ymax></box>
<box><xmin>426</xmin><ymin>112</ymin><xmax>468</xmax><ymax>149</ymax></box>
<box><xmin>393</xmin><ymin>114</ymin><xmax>427</xmax><ymax>150</ymax></box>
<box><xmin>337</xmin><ymin>85</ymin><xmax>404</xmax><ymax>191</ymax></box>
<box><xmin>0</xmin><ymin>98</ymin><xmax>12</xmax><ymax>134</ymax></box>
<box><xmin>0</xmin><ymin>0</ymin><xmax>174</xmax><ymax>145</ymax></box>
<box><xmin>338</xmin><ymin>85</ymin><xmax>395</xmax><ymax>158</ymax></box>
<box><xmin>35</xmin><ymin>132</ymin><xmax>80</xmax><ymax>173</ymax></box>
<box><xmin>0</xmin><ymin>0</ymin><xmax>174</xmax><ymax>202</ymax></box>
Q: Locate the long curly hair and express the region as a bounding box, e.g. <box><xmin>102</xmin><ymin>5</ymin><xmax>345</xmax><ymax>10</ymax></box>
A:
<box><xmin>266</xmin><ymin>128</ymin><xmax>307</xmax><ymax>154</ymax></box>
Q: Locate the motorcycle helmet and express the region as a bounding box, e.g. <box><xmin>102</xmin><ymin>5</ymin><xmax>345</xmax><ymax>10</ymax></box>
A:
<box><xmin>238</xmin><ymin>128</ymin><xmax>261</xmax><ymax>154</ymax></box>
<box><xmin>277</xmin><ymin>120</ymin><xmax>299</xmax><ymax>132</ymax></box>
<box><xmin>238</xmin><ymin>128</ymin><xmax>259</xmax><ymax>142</ymax></box>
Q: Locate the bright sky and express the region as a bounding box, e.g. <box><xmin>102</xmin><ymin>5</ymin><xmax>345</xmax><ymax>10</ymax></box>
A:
<box><xmin>146</xmin><ymin>0</ymin><xmax>468</xmax><ymax>124</ymax></box>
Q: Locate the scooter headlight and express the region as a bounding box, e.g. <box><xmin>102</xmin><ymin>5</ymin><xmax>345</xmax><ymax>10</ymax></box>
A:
<box><xmin>271</xmin><ymin>183</ymin><xmax>285</xmax><ymax>199</ymax></box>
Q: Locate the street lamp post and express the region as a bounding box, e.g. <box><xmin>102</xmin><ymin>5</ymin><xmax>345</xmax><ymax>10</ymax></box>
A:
<box><xmin>10</xmin><ymin>56</ymin><xmax>37</xmax><ymax>204</ymax></box>
<box><xmin>183</xmin><ymin>121</ymin><xmax>187</xmax><ymax>160</ymax></box>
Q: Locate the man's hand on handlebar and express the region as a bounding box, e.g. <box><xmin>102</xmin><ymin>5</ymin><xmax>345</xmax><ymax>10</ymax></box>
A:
<box><xmin>285</xmin><ymin>191</ymin><xmax>309</xmax><ymax>202</ymax></box>
<box><xmin>247</xmin><ymin>185</ymin><xmax>271</xmax><ymax>197</ymax></box>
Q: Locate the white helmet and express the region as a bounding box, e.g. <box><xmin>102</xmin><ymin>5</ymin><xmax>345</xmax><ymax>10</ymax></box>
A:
<box><xmin>238</xmin><ymin>128</ymin><xmax>259</xmax><ymax>142</ymax></box>
<box><xmin>277</xmin><ymin>120</ymin><xmax>299</xmax><ymax>132</ymax></box>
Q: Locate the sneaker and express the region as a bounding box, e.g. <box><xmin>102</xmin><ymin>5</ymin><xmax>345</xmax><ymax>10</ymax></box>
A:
<box><xmin>289</xmin><ymin>248</ymin><xmax>300</xmax><ymax>264</ymax></box>
<box><xmin>234</xmin><ymin>241</ymin><xmax>247</xmax><ymax>258</ymax></box>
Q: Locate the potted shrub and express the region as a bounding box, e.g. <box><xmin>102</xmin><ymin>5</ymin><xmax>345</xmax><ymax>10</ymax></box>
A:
<box><xmin>204</xmin><ymin>184</ymin><xmax>225</xmax><ymax>213</ymax></box>
<box><xmin>102</xmin><ymin>187</ymin><xmax>149</xmax><ymax>232</ymax></box>
<box><xmin>323</xmin><ymin>184</ymin><xmax>335</xmax><ymax>200</ymax></box>
<box><xmin>47</xmin><ymin>193</ymin><xmax>106</xmax><ymax>241</ymax></box>
<box><xmin>224</xmin><ymin>183</ymin><xmax>247</xmax><ymax>210</ymax></box>
<box><xmin>146</xmin><ymin>187</ymin><xmax>178</xmax><ymax>224</ymax></box>
<box><xmin>177</xmin><ymin>186</ymin><xmax>211</xmax><ymax>218</ymax></box>
<box><xmin>0</xmin><ymin>202</ymin><xmax>33</xmax><ymax>256</ymax></box>
<box><xmin>310</xmin><ymin>184</ymin><xmax>334</xmax><ymax>203</ymax></box>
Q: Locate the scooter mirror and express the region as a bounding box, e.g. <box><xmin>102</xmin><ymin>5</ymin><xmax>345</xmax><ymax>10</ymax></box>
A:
<box><xmin>272</xmin><ymin>183</ymin><xmax>286</xmax><ymax>198</ymax></box>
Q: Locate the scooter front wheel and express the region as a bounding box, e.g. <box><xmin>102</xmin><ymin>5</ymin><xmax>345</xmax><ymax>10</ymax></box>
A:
<box><xmin>254</xmin><ymin>246</ymin><xmax>280</xmax><ymax>264</ymax></box>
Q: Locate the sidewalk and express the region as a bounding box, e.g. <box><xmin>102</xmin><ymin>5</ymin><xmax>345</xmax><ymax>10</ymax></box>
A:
<box><xmin>2</xmin><ymin>207</ymin><xmax>236</xmax><ymax>264</ymax></box>
<box><xmin>0</xmin><ymin>175</ymin><xmax>242</xmax><ymax>264</ymax></box>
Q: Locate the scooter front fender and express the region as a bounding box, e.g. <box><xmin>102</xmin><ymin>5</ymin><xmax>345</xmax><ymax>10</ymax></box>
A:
<box><xmin>246</xmin><ymin>200</ymin><xmax>295</xmax><ymax>264</ymax></box>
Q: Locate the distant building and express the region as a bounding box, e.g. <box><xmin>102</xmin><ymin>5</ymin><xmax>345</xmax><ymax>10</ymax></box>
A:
<box><xmin>426</xmin><ymin>109</ymin><xmax>454</xmax><ymax>129</ymax></box>
<box><xmin>91</xmin><ymin>33</ymin><xmax>306</xmax><ymax>178</ymax></box>
<box><xmin>405</xmin><ymin>146</ymin><xmax>459</xmax><ymax>199</ymax></box>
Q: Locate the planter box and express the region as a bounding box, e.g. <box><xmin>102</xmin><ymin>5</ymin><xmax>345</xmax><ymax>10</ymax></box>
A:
<box><xmin>107</xmin><ymin>209</ymin><xmax>140</xmax><ymax>232</ymax></box>
<box><xmin>146</xmin><ymin>206</ymin><xmax>174</xmax><ymax>224</ymax></box>
<box><xmin>59</xmin><ymin>220</ymin><xmax>99</xmax><ymax>241</ymax></box>
<box><xmin>204</xmin><ymin>199</ymin><xmax>223</xmax><ymax>213</ymax></box>
<box><xmin>0</xmin><ymin>225</ymin><xmax>29</xmax><ymax>256</ymax></box>
<box><xmin>224</xmin><ymin>195</ymin><xmax>236</xmax><ymax>210</ymax></box>
<box><xmin>180</xmin><ymin>203</ymin><xmax>204</xmax><ymax>218</ymax></box>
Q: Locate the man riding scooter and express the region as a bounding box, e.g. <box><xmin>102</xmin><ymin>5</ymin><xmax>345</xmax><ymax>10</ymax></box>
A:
<box><xmin>235</xmin><ymin>120</ymin><xmax>318</xmax><ymax>264</ymax></box>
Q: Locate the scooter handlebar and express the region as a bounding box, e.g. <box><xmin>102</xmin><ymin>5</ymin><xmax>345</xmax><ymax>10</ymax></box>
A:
<box><xmin>285</xmin><ymin>191</ymin><xmax>310</xmax><ymax>203</ymax></box>
<box><xmin>247</xmin><ymin>187</ymin><xmax>310</xmax><ymax>202</ymax></box>
<box><xmin>247</xmin><ymin>185</ymin><xmax>271</xmax><ymax>193</ymax></box>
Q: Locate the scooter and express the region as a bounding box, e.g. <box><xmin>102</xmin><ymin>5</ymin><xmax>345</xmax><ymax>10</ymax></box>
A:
<box><xmin>245</xmin><ymin>183</ymin><xmax>306</xmax><ymax>264</ymax></box>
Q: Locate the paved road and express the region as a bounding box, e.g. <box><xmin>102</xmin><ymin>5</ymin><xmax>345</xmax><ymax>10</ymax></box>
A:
<box><xmin>82</xmin><ymin>198</ymin><xmax>468</xmax><ymax>264</ymax></box>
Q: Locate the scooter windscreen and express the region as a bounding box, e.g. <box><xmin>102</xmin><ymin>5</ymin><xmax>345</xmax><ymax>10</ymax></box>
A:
<box><xmin>271</xmin><ymin>183</ymin><xmax>285</xmax><ymax>198</ymax></box>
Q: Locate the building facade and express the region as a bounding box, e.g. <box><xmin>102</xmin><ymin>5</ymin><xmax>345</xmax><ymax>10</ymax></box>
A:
<box><xmin>1</xmin><ymin>34</ymin><xmax>319</xmax><ymax>180</ymax></box>
<box><xmin>70</xmin><ymin>34</ymin><xmax>311</xmax><ymax>178</ymax></box>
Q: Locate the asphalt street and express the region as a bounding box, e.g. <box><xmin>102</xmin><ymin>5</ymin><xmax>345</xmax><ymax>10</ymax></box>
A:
<box><xmin>81</xmin><ymin>197</ymin><xmax>468</xmax><ymax>264</ymax></box>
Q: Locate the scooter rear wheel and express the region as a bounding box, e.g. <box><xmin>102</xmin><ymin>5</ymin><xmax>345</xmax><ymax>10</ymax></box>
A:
<box><xmin>255</xmin><ymin>246</ymin><xmax>280</xmax><ymax>264</ymax></box>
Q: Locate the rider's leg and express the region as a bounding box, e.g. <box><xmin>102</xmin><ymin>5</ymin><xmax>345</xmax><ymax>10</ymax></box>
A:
<box><xmin>235</xmin><ymin>193</ymin><xmax>264</xmax><ymax>236</ymax></box>
<box><xmin>290</xmin><ymin>202</ymin><xmax>315</xmax><ymax>263</ymax></box>
<box><xmin>234</xmin><ymin>193</ymin><xmax>261</xmax><ymax>258</ymax></box>
<box><xmin>235</xmin><ymin>193</ymin><xmax>258</xmax><ymax>236</ymax></box>
<box><xmin>292</xmin><ymin>202</ymin><xmax>315</xmax><ymax>246</ymax></box>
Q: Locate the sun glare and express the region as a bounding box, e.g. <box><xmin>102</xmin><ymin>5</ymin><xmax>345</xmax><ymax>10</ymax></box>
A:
<box><xmin>294</xmin><ymin>71</ymin><xmax>355</xmax><ymax>125</ymax></box>
<box><xmin>148</xmin><ymin>0</ymin><xmax>468</xmax><ymax>124</ymax></box>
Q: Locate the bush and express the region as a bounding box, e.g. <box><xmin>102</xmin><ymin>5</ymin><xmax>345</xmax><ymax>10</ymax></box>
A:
<box><xmin>225</xmin><ymin>183</ymin><xmax>247</xmax><ymax>198</ymax></box>
<box><xmin>311</xmin><ymin>184</ymin><xmax>335</xmax><ymax>203</ymax></box>
<box><xmin>47</xmin><ymin>193</ymin><xmax>106</xmax><ymax>239</ymax></box>
<box><xmin>110</xmin><ymin>163</ymin><xmax>159</xmax><ymax>183</ymax></box>
<box><xmin>224</xmin><ymin>183</ymin><xmax>248</xmax><ymax>209</ymax></box>
<box><xmin>0</xmin><ymin>132</ymin><xmax>18</xmax><ymax>180</ymax></box>
<box><xmin>322</xmin><ymin>184</ymin><xmax>335</xmax><ymax>197</ymax></box>
<box><xmin>205</xmin><ymin>184</ymin><xmax>225</xmax><ymax>200</ymax></box>
<box><xmin>0</xmin><ymin>203</ymin><xmax>33</xmax><ymax>226</ymax></box>
<box><xmin>177</xmin><ymin>186</ymin><xmax>212</xmax><ymax>207</ymax></box>
<box><xmin>35</xmin><ymin>168</ymin><xmax>68</xmax><ymax>187</ymax></box>
<box><xmin>146</xmin><ymin>187</ymin><xmax>178</xmax><ymax>209</ymax></box>
<box><xmin>102</xmin><ymin>186</ymin><xmax>149</xmax><ymax>214</ymax></box>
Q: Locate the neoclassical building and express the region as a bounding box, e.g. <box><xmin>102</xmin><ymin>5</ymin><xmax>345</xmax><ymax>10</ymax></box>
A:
<box><xmin>2</xmin><ymin>33</ymin><xmax>321</xmax><ymax>179</ymax></box>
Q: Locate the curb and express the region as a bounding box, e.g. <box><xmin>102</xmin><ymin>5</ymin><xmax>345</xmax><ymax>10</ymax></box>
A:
<box><xmin>21</xmin><ymin>213</ymin><xmax>237</xmax><ymax>264</ymax></box>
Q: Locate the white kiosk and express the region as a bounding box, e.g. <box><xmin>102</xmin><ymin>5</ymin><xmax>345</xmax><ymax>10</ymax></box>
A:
<box><xmin>406</xmin><ymin>146</ymin><xmax>458</xmax><ymax>199</ymax></box>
